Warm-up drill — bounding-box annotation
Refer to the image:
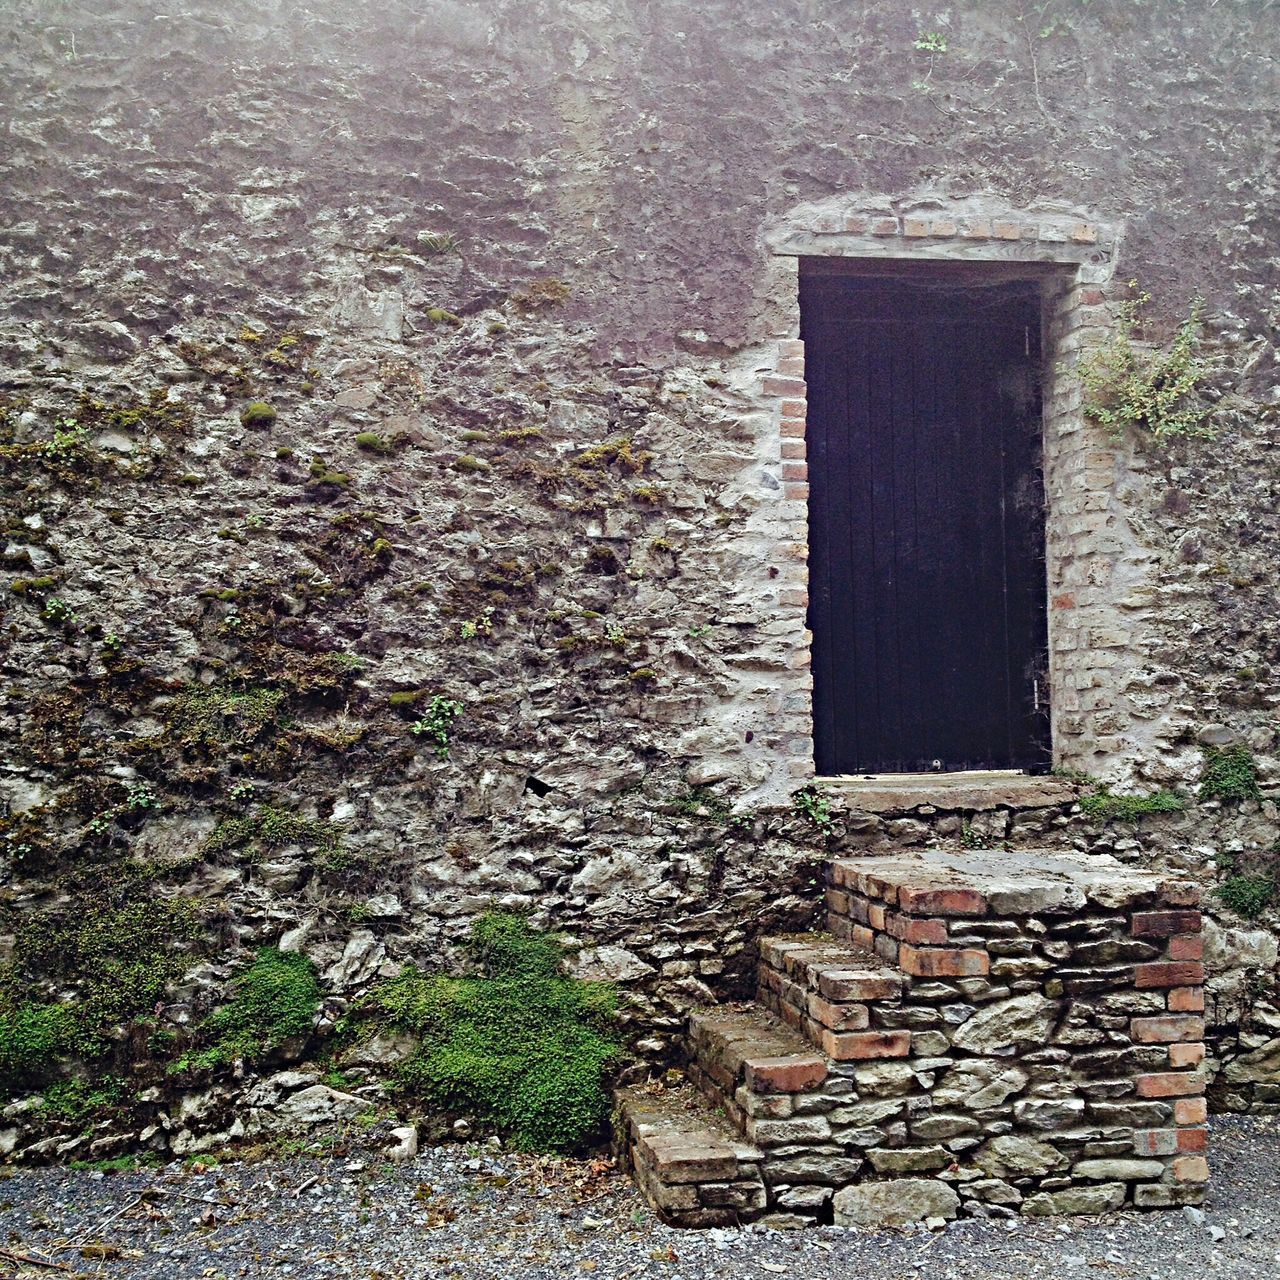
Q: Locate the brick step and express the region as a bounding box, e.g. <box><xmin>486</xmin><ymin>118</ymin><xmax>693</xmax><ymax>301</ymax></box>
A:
<box><xmin>614</xmin><ymin>1084</ymin><xmax>767</xmax><ymax>1227</ymax></box>
<box><xmin>757</xmin><ymin>932</ymin><xmax>908</xmax><ymax>1057</ymax></box>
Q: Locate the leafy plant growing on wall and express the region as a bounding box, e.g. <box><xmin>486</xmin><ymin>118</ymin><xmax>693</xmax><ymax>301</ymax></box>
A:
<box><xmin>1199</xmin><ymin>744</ymin><xmax>1261</xmax><ymax>804</ymax></box>
<box><xmin>356</xmin><ymin>913</ymin><xmax>620</xmax><ymax>1152</ymax></box>
<box><xmin>1078</xmin><ymin>284</ymin><xmax>1213</xmax><ymax>444</ymax></box>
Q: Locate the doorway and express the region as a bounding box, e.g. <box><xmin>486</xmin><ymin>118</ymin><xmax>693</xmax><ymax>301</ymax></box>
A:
<box><xmin>800</xmin><ymin>259</ymin><xmax>1052</xmax><ymax>776</ymax></box>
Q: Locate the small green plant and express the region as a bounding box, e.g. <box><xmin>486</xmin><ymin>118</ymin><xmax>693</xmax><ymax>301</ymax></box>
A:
<box><xmin>1215</xmin><ymin>874</ymin><xmax>1274</xmax><ymax>921</ymax></box>
<box><xmin>42</xmin><ymin>596</ymin><xmax>76</xmax><ymax>625</ymax></box>
<box><xmin>354</xmin><ymin>432</ymin><xmax>392</xmax><ymax>453</ymax></box>
<box><xmin>914</xmin><ymin>31</ymin><xmax>948</xmax><ymax>52</ymax></box>
<box><xmin>960</xmin><ymin>819</ymin><xmax>983</xmax><ymax>849</ymax></box>
<box><xmin>417</xmin><ymin>231</ymin><xmax>458</xmax><ymax>255</ymax></box>
<box><xmin>1078</xmin><ymin>285</ymin><xmax>1212</xmax><ymax>444</ymax></box>
<box><xmin>240</xmin><ymin>401</ymin><xmax>277</xmax><ymax>428</ymax></box>
<box><xmin>183</xmin><ymin>949</ymin><xmax>319</xmax><ymax>1071</ymax></box>
<box><xmin>410</xmin><ymin>696</ymin><xmax>465</xmax><ymax>758</ymax></box>
<box><xmin>460</xmin><ymin>607</ymin><xmax>494</xmax><ymax>641</ymax></box>
<box><xmin>1079</xmin><ymin>787</ymin><xmax>1186</xmax><ymax>823</ymax></box>
<box><xmin>229</xmin><ymin>781</ymin><xmax>256</xmax><ymax>805</ymax></box>
<box><xmin>792</xmin><ymin>786</ymin><xmax>833</xmax><ymax>829</ymax></box>
<box><xmin>1199</xmin><ymin>744</ymin><xmax>1261</xmax><ymax>804</ymax></box>
<box><xmin>358</xmin><ymin>913</ymin><xmax>620</xmax><ymax>1152</ymax></box>
<box><xmin>126</xmin><ymin>783</ymin><xmax>160</xmax><ymax>812</ymax></box>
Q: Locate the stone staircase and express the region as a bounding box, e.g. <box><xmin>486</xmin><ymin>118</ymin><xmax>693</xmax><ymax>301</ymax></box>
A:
<box><xmin>616</xmin><ymin>848</ymin><xmax>1209</xmax><ymax>1227</ymax></box>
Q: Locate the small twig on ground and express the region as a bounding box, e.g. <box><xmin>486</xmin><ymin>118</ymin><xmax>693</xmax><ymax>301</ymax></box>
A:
<box><xmin>59</xmin><ymin>1194</ymin><xmax>144</xmax><ymax>1254</ymax></box>
<box><xmin>0</xmin><ymin>1246</ymin><xmax>75</xmax><ymax>1272</ymax></box>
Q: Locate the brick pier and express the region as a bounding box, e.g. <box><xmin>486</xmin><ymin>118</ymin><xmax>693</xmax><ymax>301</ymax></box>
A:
<box><xmin>616</xmin><ymin>848</ymin><xmax>1207</xmax><ymax>1227</ymax></box>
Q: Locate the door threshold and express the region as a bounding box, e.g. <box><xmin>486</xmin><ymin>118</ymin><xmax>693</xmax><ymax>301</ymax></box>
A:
<box><xmin>813</xmin><ymin>770</ymin><xmax>1077</xmax><ymax>814</ymax></box>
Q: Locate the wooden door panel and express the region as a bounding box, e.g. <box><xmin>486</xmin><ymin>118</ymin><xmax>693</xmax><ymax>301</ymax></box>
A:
<box><xmin>802</xmin><ymin>270</ymin><xmax>1050</xmax><ymax>775</ymax></box>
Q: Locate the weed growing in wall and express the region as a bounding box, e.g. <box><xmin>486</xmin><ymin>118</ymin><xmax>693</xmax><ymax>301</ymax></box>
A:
<box><xmin>1199</xmin><ymin>744</ymin><xmax>1261</xmax><ymax>804</ymax></box>
<box><xmin>410</xmin><ymin>696</ymin><xmax>465</xmax><ymax>758</ymax></box>
<box><xmin>792</xmin><ymin>786</ymin><xmax>833</xmax><ymax>829</ymax></box>
<box><xmin>1215</xmin><ymin>874</ymin><xmax>1274</xmax><ymax>921</ymax></box>
<box><xmin>1078</xmin><ymin>285</ymin><xmax>1212</xmax><ymax>444</ymax></box>
<box><xmin>356</xmin><ymin>913</ymin><xmax>620</xmax><ymax>1153</ymax></box>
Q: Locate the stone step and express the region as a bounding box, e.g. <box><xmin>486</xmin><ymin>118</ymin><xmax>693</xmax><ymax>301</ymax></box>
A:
<box><xmin>688</xmin><ymin>1001</ymin><xmax>829</xmax><ymax>1098</ymax></box>
<box><xmin>614</xmin><ymin>1084</ymin><xmax>767</xmax><ymax>1227</ymax></box>
<box><xmin>758</xmin><ymin>933</ymin><xmax>907</xmax><ymax>1057</ymax></box>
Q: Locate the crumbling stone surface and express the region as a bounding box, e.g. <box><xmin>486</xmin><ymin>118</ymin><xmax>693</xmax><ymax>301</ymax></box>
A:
<box><xmin>0</xmin><ymin>0</ymin><xmax>1278</xmax><ymax>1157</ymax></box>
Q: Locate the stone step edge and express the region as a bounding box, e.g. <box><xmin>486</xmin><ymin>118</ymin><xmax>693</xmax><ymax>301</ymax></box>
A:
<box><xmin>614</xmin><ymin>1085</ymin><xmax>767</xmax><ymax>1227</ymax></box>
<box><xmin>758</xmin><ymin>934</ymin><xmax>906</xmax><ymax>1001</ymax></box>
<box><xmin>688</xmin><ymin>1003</ymin><xmax>834</xmax><ymax>1098</ymax></box>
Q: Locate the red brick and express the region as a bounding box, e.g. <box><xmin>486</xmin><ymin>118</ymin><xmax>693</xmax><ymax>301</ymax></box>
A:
<box><xmin>779</xmin><ymin>398</ymin><xmax>807</xmax><ymax>418</ymax></box>
<box><xmin>1130</xmin><ymin>1015</ymin><xmax>1205</xmax><ymax>1043</ymax></box>
<box><xmin>1136</xmin><ymin>1072</ymin><xmax>1205</xmax><ymax>1099</ymax></box>
<box><xmin>899</xmin><ymin>945</ymin><xmax>989</xmax><ymax>978</ymax></box>
<box><xmin>825</xmin><ymin>887</ymin><xmax>850</xmax><ymax>916</ymax></box>
<box><xmin>780</xmin><ymin>439</ymin><xmax>806</xmax><ymax>460</ymax></box>
<box><xmin>1071</xmin><ymin>222</ymin><xmax>1099</xmax><ymax>244</ymax></box>
<box><xmin>777</xmin><ymin>339</ymin><xmax>805</xmax><ymax>359</ymax></box>
<box><xmin>1132</xmin><ymin>910</ymin><xmax>1202</xmax><ymax>938</ymax></box>
<box><xmin>884</xmin><ymin>912</ymin><xmax>948</xmax><ymax>946</ymax></box>
<box><xmin>762</xmin><ymin>376</ymin><xmax>806</xmax><ymax>397</ymax></box>
<box><xmin>1169</xmin><ymin>1042</ymin><xmax>1206</xmax><ymax>1069</ymax></box>
<box><xmin>897</xmin><ymin>886</ymin><xmax>988</xmax><ymax>917</ymax></box>
<box><xmin>902</xmin><ymin>217</ymin><xmax>930</xmax><ymax>237</ymax></box>
<box><xmin>775</xmin><ymin>355</ymin><xmax>806</xmax><ymax>377</ymax></box>
<box><xmin>780</xmin><ymin>418</ymin><xmax>806</xmax><ymax>438</ymax></box>
<box><xmin>1052</xmin><ymin>593</ymin><xmax>1076</xmax><ymax>610</ymax></box>
<box><xmin>1080</xmin><ymin>288</ymin><xmax>1106</xmax><ymax>306</ymax></box>
<box><xmin>867</xmin><ymin>903</ymin><xmax>887</xmax><ymax>931</ymax></box>
<box><xmin>846</xmin><ymin>922</ymin><xmax>875</xmax><ymax>951</ymax></box>
<box><xmin>960</xmin><ymin>219</ymin><xmax>992</xmax><ymax>239</ymax></box>
<box><xmin>821</xmin><ymin>1029</ymin><xmax>911</xmax><ymax>1061</ymax></box>
<box><xmin>1169</xmin><ymin>986</ymin><xmax>1205</xmax><ymax>1012</ymax></box>
<box><xmin>806</xmin><ymin>994</ymin><xmax>870</xmax><ymax>1032</ymax></box>
<box><xmin>1173</xmin><ymin>1155</ymin><xmax>1210</xmax><ymax>1183</ymax></box>
<box><xmin>841</xmin><ymin>214</ymin><xmax>868</xmax><ymax>234</ymax></box>
<box><xmin>816</xmin><ymin>970</ymin><xmax>902</xmax><ymax>1002</ymax></box>
<box><xmin>992</xmin><ymin>220</ymin><xmax>1022</xmax><ymax>240</ymax></box>
<box><xmin>928</xmin><ymin>218</ymin><xmax>957</xmax><ymax>237</ymax></box>
<box><xmin>1135</xmin><ymin>961</ymin><xmax>1205</xmax><ymax>989</ymax></box>
<box><xmin>782</xmin><ymin>462</ymin><xmax>808</xmax><ymax>482</ymax></box>
<box><xmin>783</xmin><ymin>483</ymin><xmax>809</xmax><ymax>501</ymax></box>
<box><xmin>1169</xmin><ymin>935</ymin><xmax>1204</xmax><ymax>961</ymax></box>
<box><xmin>869</xmin><ymin>217</ymin><xmax>898</xmax><ymax>236</ymax></box>
<box><xmin>1174</xmin><ymin>1097</ymin><xmax>1208</xmax><ymax>1125</ymax></box>
<box><xmin>744</xmin><ymin>1055</ymin><xmax>827</xmax><ymax>1094</ymax></box>
<box><xmin>1177</xmin><ymin>1126</ymin><xmax>1208</xmax><ymax>1153</ymax></box>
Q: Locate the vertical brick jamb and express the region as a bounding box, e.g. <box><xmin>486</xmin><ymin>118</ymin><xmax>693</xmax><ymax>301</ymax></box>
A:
<box><xmin>1129</xmin><ymin>890</ymin><xmax>1210</xmax><ymax>1204</ymax></box>
<box><xmin>762</xmin><ymin>255</ymin><xmax>815</xmax><ymax>787</ymax></box>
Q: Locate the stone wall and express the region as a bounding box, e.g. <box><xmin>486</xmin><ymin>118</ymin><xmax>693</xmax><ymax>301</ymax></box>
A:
<box><xmin>1</xmin><ymin>0</ymin><xmax>1278</xmax><ymax>1156</ymax></box>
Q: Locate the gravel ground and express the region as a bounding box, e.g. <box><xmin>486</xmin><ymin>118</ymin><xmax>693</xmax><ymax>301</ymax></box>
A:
<box><xmin>0</xmin><ymin>1114</ymin><xmax>1276</xmax><ymax>1279</ymax></box>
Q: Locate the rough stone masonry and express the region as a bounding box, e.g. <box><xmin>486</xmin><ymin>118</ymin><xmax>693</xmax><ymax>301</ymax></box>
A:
<box><xmin>0</xmin><ymin>0</ymin><xmax>1278</xmax><ymax>1194</ymax></box>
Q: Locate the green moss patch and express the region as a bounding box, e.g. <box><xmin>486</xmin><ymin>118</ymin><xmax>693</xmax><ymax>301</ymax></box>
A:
<box><xmin>240</xmin><ymin>401</ymin><xmax>278</xmax><ymax>428</ymax></box>
<box><xmin>1079</xmin><ymin>787</ymin><xmax>1186</xmax><ymax>823</ymax></box>
<box><xmin>356</xmin><ymin>913</ymin><xmax>620</xmax><ymax>1152</ymax></box>
<box><xmin>182</xmin><ymin>948</ymin><xmax>319</xmax><ymax>1071</ymax></box>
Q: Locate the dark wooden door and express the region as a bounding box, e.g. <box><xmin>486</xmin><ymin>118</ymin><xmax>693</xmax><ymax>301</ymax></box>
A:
<box><xmin>801</xmin><ymin>267</ymin><xmax>1050</xmax><ymax>775</ymax></box>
